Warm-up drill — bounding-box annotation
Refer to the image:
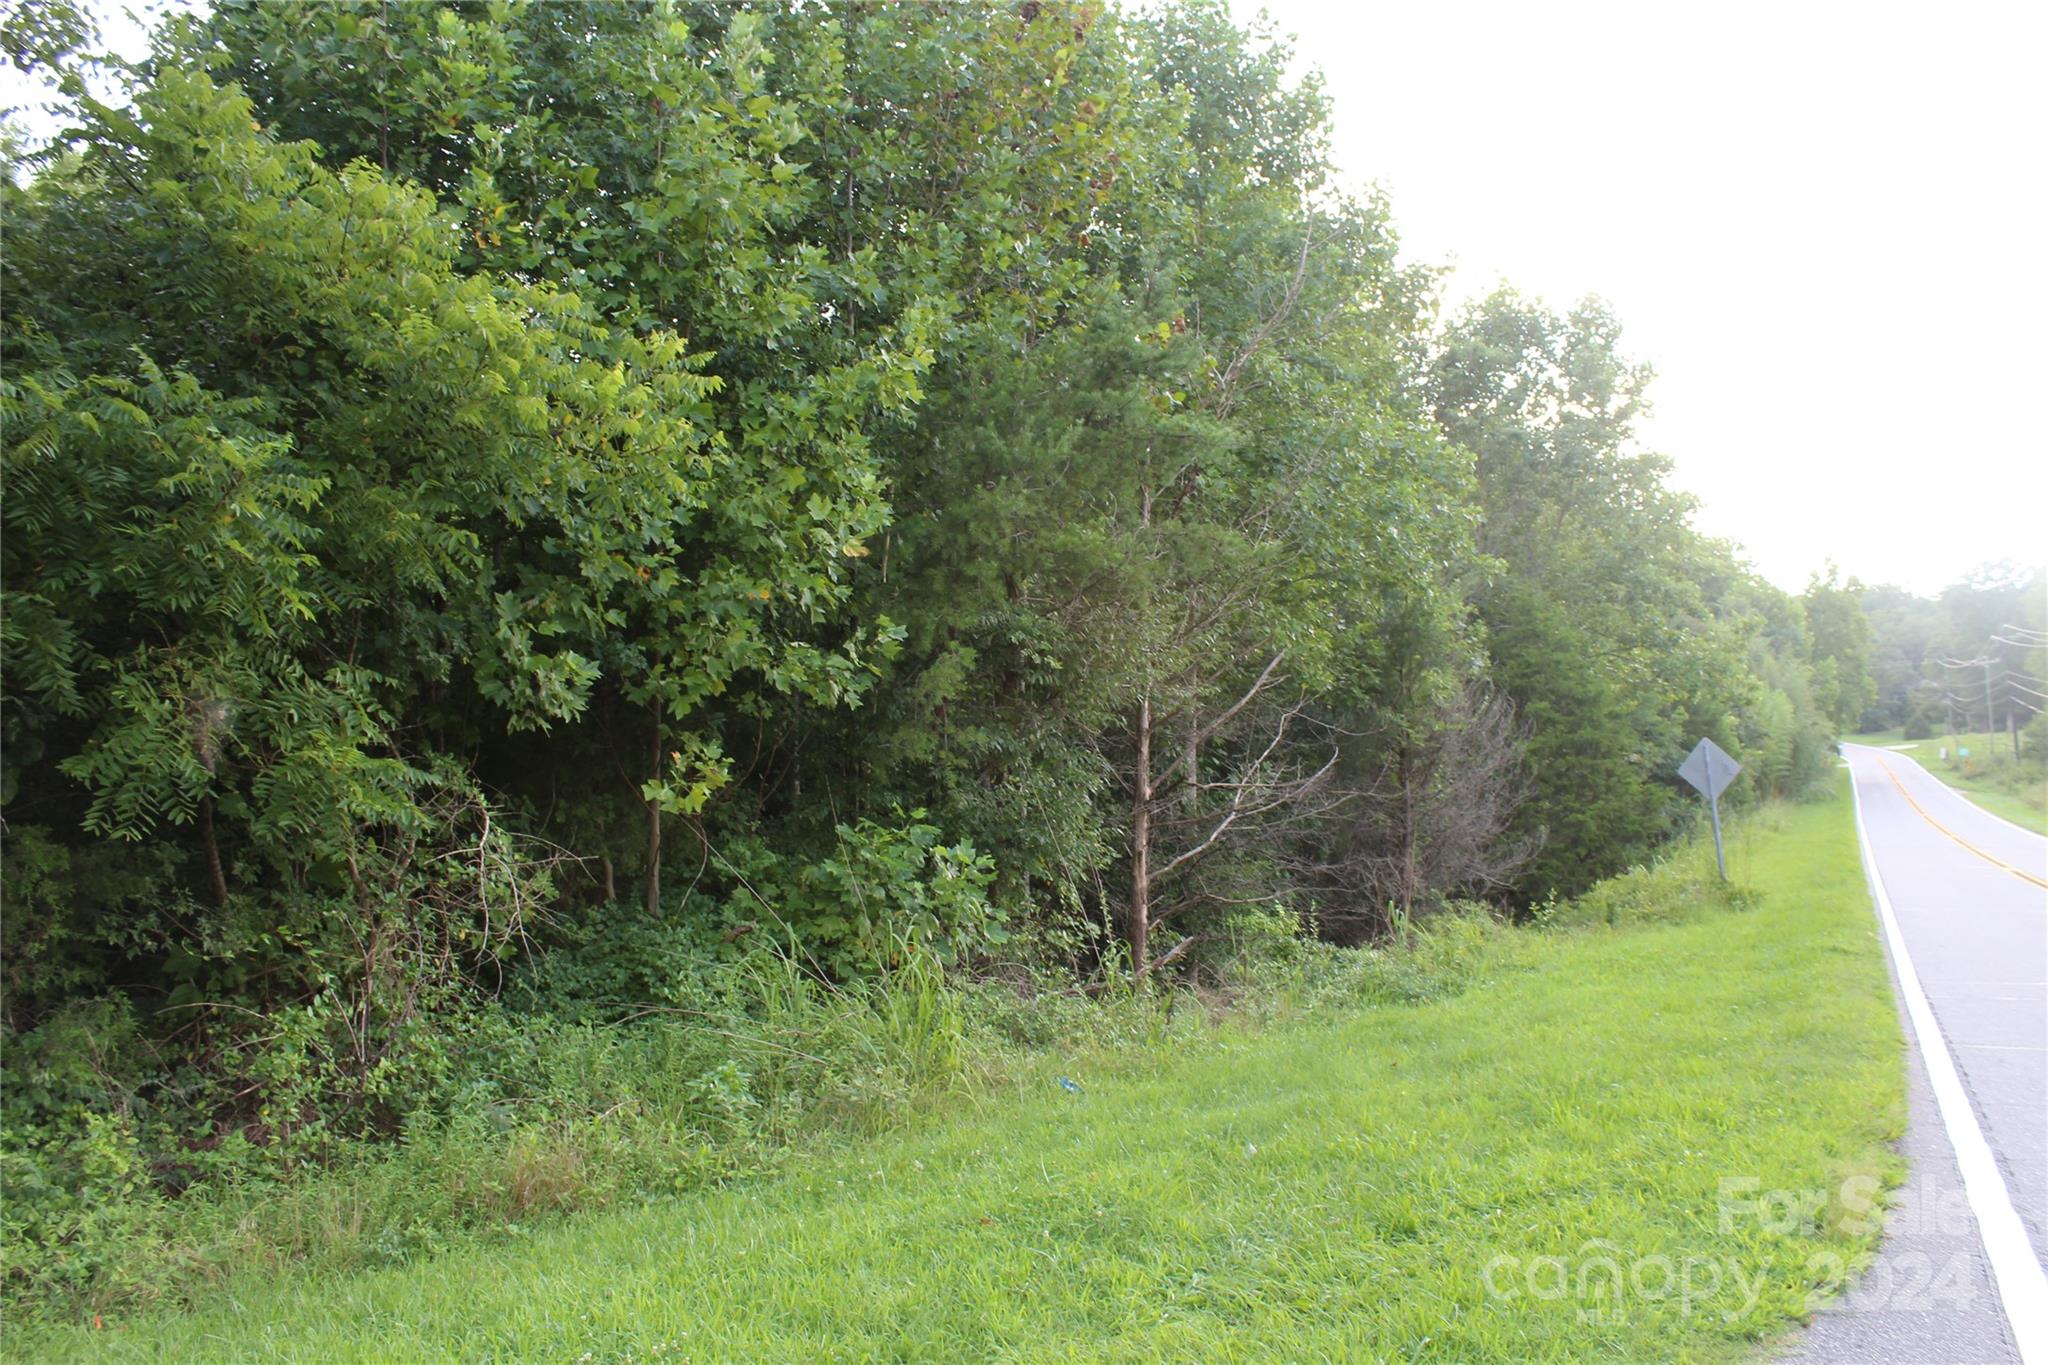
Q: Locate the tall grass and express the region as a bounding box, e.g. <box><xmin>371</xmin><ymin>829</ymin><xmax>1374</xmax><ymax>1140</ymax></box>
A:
<box><xmin>4</xmin><ymin>908</ymin><xmax>1530</xmax><ymax>1328</ymax></box>
<box><xmin>13</xmin><ymin>778</ymin><xmax>1902</xmax><ymax>1361</ymax></box>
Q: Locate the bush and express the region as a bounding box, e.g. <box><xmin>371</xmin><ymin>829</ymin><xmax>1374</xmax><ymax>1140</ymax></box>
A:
<box><xmin>0</xmin><ymin>939</ymin><xmax>987</xmax><ymax>1321</ymax></box>
<box><xmin>705</xmin><ymin>813</ymin><xmax>1006</xmax><ymax>981</ymax></box>
<box><xmin>506</xmin><ymin>913</ymin><xmax>729</xmax><ymax>1024</ymax></box>
<box><xmin>1243</xmin><ymin>902</ymin><xmax>1514</xmax><ymax>1016</ymax></box>
<box><xmin>0</xmin><ymin>804</ymin><xmax>1778</xmax><ymax>1327</ymax></box>
<box><xmin>1542</xmin><ymin>815</ymin><xmax>1762</xmax><ymax>931</ymax></box>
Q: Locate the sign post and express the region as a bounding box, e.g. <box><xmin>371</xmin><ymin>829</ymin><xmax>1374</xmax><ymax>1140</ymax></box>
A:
<box><xmin>1676</xmin><ymin>737</ymin><xmax>1741</xmax><ymax>880</ymax></box>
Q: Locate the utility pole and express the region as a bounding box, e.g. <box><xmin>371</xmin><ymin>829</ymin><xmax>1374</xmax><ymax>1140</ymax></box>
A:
<box><xmin>1983</xmin><ymin>658</ymin><xmax>1998</xmax><ymax>743</ymax></box>
<box><xmin>1937</xmin><ymin>631</ymin><xmax>2048</xmax><ymax>753</ymax></box>
<box><xmin>1986</xmin><ymin>623</ymin><xmax>2048</xmax><ymax>757</ymax></box>
<box><xmin>1935</xmin><ymin>655</ymin><xmax>1996</xmax><ymax>745</ymax></box>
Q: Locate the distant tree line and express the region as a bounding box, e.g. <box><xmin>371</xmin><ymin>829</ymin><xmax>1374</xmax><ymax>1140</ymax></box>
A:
<box><xmin>1853</xmin><ymin>565</ymin><xmax>2046</xmax><ymax>744</ymax></box>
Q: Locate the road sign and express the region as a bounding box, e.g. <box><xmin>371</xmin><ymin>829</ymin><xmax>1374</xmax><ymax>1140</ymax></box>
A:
<box><xmin>1677</xmin><ymin>738</ymin><xmax>1739</xmax><ymax>800</ymax></box>
<box><xmin>1676</xmin><ymin>738</ymin><xmax>1741</xmax><ymax>879</ymax></box>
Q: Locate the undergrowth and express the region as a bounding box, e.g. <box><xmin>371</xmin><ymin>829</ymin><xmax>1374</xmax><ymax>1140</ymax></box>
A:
<box><xmin>5</xmin><ymin>817</ymin><xmax>1764</xmax><ymax>1329</ymax></box>
<box><xmin>8</xmin><ymin>780</ymin><xmax>1903</xmax><ymax>1362</ymax></box>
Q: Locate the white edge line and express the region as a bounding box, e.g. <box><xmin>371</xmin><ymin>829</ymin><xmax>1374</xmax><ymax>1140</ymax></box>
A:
<box><xmin>1852</xmin><ymin>742</ymin><xmax>2048</xmax><ymax>846</ymax></box>
<box><xmin>1848</xmin><ymin>756</ymin><xmax>2048</xmax><ymax>1363</ymax></box>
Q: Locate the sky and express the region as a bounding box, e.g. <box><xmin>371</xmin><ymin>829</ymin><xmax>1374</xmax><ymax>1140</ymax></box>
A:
<box><xmin>1234</xmin><ymin>0</ymin><xmax>2046</xmax><ymax>595</ymax></box>
<box><xmin>7</xmin><ymin>2</ymin><xmax>2041</xmax><ymax>597</ymax></box>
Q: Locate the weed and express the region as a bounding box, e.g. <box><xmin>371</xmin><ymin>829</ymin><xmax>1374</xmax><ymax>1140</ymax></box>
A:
<box><xmin>10</xmin><ymin>779</ymin><xmax>1902</xmax><ymax>1361</ymax></box>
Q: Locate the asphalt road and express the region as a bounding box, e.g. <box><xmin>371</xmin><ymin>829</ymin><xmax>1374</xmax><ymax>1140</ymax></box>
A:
<box><xmin>1789</xmin><ymin>745</ymin><xmax>2047</xmax><ymax>1364</ymax></box>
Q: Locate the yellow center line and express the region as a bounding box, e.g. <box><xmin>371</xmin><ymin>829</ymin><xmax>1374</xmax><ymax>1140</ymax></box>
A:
<box><xmin>1875</xmin><ymin>757</ymin><xmax>2048</xmax><ymax>891</ymax></box>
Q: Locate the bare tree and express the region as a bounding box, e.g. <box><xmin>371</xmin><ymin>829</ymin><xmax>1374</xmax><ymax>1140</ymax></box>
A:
<box><xmin>1315</xmin><ymin>681</ymin><xmax>1537</xmax><ymax>940</ymax></box>
<box><xmin>1126</xmin><ymin>653</ymin><xmax>1345</xmax><ymax>976</ymax></box>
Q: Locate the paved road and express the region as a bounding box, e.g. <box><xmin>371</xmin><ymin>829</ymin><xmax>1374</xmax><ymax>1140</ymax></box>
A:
<box><xmin>1790</xmin><ymin>745</ymin><xmax>2047</xmax><ymax>1364</ymax></box>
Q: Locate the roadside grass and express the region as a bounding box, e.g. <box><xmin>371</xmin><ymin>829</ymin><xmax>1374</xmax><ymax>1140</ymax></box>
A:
<box><xmin>17</xmin><ymin>777</ymin><xmax>1904</xmax><ymax>1363</ymax></box>
<box><xmin>1851</xmin><ymin>729</ymin><xmax>2047</xmax><ymax>834</ymax></box>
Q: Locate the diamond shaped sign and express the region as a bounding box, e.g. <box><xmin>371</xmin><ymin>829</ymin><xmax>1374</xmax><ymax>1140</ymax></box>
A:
<box><xmin>1676</xmin><ymin>737</ymin><xmax>1740</xmax><ymax>800</ymax></box>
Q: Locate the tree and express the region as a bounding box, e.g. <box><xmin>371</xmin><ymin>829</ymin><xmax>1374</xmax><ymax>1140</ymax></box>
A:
<box><xmin>1800</xmin><ymin>567</ymin><xmax>1876</xmax><ymax>733</ymax></box>
<box><xmin>197</xmin><ymin>0</ymin><xmax>1134</xmax><ymax>915</ymax></box>
<box><xmin>1856</xmin><ymin>583</ymin><xmax>1944</xmax><ymax>731</ymax></box>
<box><xmin>1856</xmin><ymin>565</ymin><xmax>2047</xmax><ymax>742</ymax></box>
<box><xmin>2</xmin><ymin>66</ymin><xmax>733</xmax><ymax>1061</ymax></box>
<box><xmin>1431</xmin><ymin>292</ymin><xmax>1758</xmax><ymax>898</ymax></box>
<box><xmin>778</xmin><ymin>0</ymin><xmax>1472</xmax><ymax>976</ymax></box>
<box><xmin>0</xmin><ymin>0</ymin><xmax>1866</xmax><ymax>1205</ymax></box>
<box><xmin>1316</xmin><ymin>681</ymin><xmax>1535</xmax><ymax>937</ymax></box>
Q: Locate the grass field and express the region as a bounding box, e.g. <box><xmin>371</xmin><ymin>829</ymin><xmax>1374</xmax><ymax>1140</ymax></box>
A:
<box><xmin>17</xmin><ymin>781</ymin><xmax>1903</xmax><ymax>1363</ymax></box>
<box><xmin>1845</xmin><ymin>728</ymin><xmax>2047</xmax><ymax>834</ymax></box>
<box><xmin>1842</xmin><ymin>730</ymin><xmax>1904</xmax><ymax>748</ymax></box>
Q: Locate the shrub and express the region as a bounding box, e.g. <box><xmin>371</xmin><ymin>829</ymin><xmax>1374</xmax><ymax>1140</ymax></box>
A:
<box><xmin>707</xmin><ymin>814</ymin><xmax>1005</xmax><ymax>982</ymax></box>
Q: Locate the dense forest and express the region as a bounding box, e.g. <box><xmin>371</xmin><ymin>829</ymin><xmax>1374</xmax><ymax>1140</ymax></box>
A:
<box><xmin>0</xmin><ymin>0</ymin><xmax>1911</xmax><ymax>1315</ymax></box>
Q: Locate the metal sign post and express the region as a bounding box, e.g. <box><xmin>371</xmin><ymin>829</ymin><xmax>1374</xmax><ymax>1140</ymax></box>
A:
<box><xmin>1676</xmin><ymin>738</ymin><xmax>1741</xmax><ymax>880</ymax></box>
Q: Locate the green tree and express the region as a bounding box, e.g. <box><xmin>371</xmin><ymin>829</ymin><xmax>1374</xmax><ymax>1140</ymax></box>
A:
<box><xmin>1800</xmin><ymin>567</ymin><xmax>1876</xmax><ymax>733</ymax></box>
<box><xmin>786</xmin><ymin>1</ymin><xmax>1472</xmax><ymax>975</ymax></box>
<box><xmin>1431</xmin><ymin>292</ymin><xmax>1758</xmax><ymax>897</ymax></box>
<box><xmin>2</xmin><ymin>66</ymin><xmax>742</xmax><ymax>1055</ymax></box>
<box><xmin>1856</xmin><ymin>583</ymin><xmax>1944</xmax><ymax>731</ymax></box>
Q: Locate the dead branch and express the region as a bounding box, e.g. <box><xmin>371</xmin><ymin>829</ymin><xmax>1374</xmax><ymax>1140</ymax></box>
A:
<box><xmin>1215</xmin><ymin>227</ymin><xmax>1316</xmax><ymax>416</ymax></box>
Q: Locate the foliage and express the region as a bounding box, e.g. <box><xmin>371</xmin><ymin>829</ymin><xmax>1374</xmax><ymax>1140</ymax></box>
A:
<box><xmin>1311</xmin><ymin>682</ymin><xmax>1535</xmax><ymax>937</ymax></box>
<box><xmin>9</xmin><ymin>784</ymin><xmax>1900</xmax><ymax>1360</ymax></box>
<box><xmin>705</xmin><ymin>814</ymin><xmax>1005</xmax><ymax>981</ymax></box>
<box><xmin>0</xmin><ymin>0</ymin><xmax>1875</xmax><ymax>1330</ymax></box>
<box><xmin>1430</xmin><ymin>292</ymin><xmax>1828</xmax><ymax>897</ymax></box>
<box><xmin>1801</xmin><ymin>566</ymin><xmax>1876</xmax><ymax>732</ymax></box>
<box><xmin>786</xmin><ymin>2</ymin><xmax>1471</xmax><ymax>975</ymax></box>
<box><xmin>1852</xmin><ymin>563</ymin><xmax>2044</xmax><ymax>738</ymax></box>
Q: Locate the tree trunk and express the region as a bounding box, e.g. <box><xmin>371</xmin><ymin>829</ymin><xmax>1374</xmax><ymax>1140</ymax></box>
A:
<box><xmin>1397</xmin><ymin>744</ymin><xmax>1415</xmax><ymax>922</ymax></box>
<box><xmin>1130</xmin><ymin>692</ymin><xmax>1152</xmax><ymax>978</ymax></box>
<box><xmin>1130</xmin><ymin>469</ymin><xmax>1156</xmax><ymax>981</ymax></box>
<box><xmin>645</xmin><ymin>705</ymin><xmax>663</xmax><ymax>916</ymax></box>
<box><xmin>198</xmin><ymin>794</ymin><xmax>228</xmax><ymax>908</ymax></box>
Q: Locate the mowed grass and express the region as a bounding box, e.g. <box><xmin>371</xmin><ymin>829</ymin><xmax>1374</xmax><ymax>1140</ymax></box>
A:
<box><xmin>1841</xmin><ymin>730</ymin><xmax>1904</xmax><ymax>748</ymax></box>
<box><xmin>21</xmin><ymin>781</ymin><xmax>1903</xmax><ymax>1363</ymax></box>
<box><xmin>1849</xmin><ymin>729</ymin><xmax>2048</xmax><ymax>834</ymax></box>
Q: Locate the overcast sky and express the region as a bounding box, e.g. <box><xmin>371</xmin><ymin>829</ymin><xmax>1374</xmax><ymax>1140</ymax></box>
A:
<box><xmin>1237</xmin><ymin>0</ymin><xmax>2045</xmax><ymax>595</ymax></box>
<box><xmin>9</xmin><ymin>3</ymin><xmax>2041</xmax><ymax>596</ymax></box>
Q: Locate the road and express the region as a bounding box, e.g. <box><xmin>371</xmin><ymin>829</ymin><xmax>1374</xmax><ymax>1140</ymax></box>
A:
<box><xmin>1790</xmin><ymin>744</ymin><xmax>2047</xmax><ymax>1364</ymax></box>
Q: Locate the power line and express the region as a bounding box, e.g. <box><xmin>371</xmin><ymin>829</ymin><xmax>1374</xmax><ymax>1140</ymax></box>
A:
<box><xmin>1981</xmin><ymin>668</ymin><xmax>2046</xmax><ymax>688</ymax></box>
<box><xmin>1913</xmin><ymin>629</ymin><xmax>2048</xmax><ymax>735</ymax></box>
